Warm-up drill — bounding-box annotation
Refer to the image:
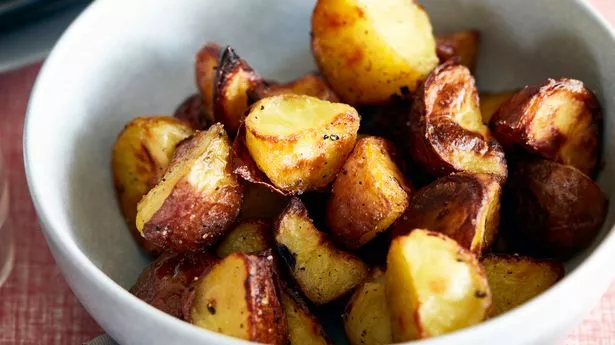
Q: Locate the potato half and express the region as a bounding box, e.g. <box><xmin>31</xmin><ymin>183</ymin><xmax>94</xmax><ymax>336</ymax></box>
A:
<box><xmin>173</xmin><ymin>94</ymin><xmax>210</xmax><ymax>130</ymax></box>
<box><xmin>112</xmin><ymin>116</ymin><xmax>194</xmax><ymax>254</ymax></box>
<box><xmin>392</xmin><ymin>173</ymin><xmax>501</xmax><ymax>255</ymax></box>
<box><xmin>502</xmin><ymin>159</ymin><xmax>608</xmax><ymax>258</ymax></box>
<box><xmin>281</xmin><ymin>284</ymin><xmax>332</xmax><ymax>345</ymax></box>
<box><xmin>408</xmin><ymin>62</ymin><xmax>507</xmax><ymax>178</ymax></box>
<box><xmin>311</xmin><ymin>0</ymin><xmax>439</xmax><ymax>104</ymax></box>
<box><xmin>216</xmin><ymin>219</ymin><xmax>272</xmax><ymax>257</ymax></box>
<box><xmin>327</xmin><ymin>136</ymin><xmax>411</xmax><ymax>249</ymax></box>
<box><xmin>274</xmin><ymin>198</ymin><xmax>369</xmax><ymax>304</ymax></box>
<box><xmin>244</xmin><ymin>94</ymin><xmax>360</xmax><ymax>194</ymax></box>
<box><xmin>185</xmin><ymin>252</ymin><xmax>287</xmax><ymax>344</ymax></box>
<box><xmin>130</xmin><ymin>250</ymin><xmax>218</xmax><ymax>318</ymax></box>
<box><xmin>436</xmin><ymin>30</ymin><xmax>480</xmax><ymax>70</ymax></box>
<box><xmin>490</xmin><ymin>78</ymin><xmax>602</xmax><ymax>177</ymax></box>
<box><xmin>136</xmin><ymin>124</ymin><xmax>243</xmax><ymax>252</ymax></box>
<box><xmin>482</xmin><ymin>254</ymin><xmax>564</xmax><ymax>318</ymax></box>
<box><xmin>195</xmin><ymin>42</ymin><xmax>221</xmax><ymax>121</ymax></box>
<box><xmin>249</xmin><ymin>73</ymin><xmax>340</xmax><ymax>102</ymax></box>
<box><xmin>343</xmin><ymin>268</ymin><xmax>392</xmax><ymax>345</ymax></box>
<box><xmin>479</xmin><ymin>90</ymin><xmax>516</xmax><ymax>124</ymax></box>
<box><xmin>386</xmin><ymin>230</ymin><xmax>491</xmax><ymax>341</ymax></box>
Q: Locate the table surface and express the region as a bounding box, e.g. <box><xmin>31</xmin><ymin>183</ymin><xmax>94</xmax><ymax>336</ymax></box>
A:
<box><xmin>1</xmin><ymin>1</ymin><xmax>614</xmax><ymax>344</ymax></box>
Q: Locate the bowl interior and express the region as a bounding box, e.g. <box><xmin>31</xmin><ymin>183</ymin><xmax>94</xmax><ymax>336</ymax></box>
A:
<box><xmin>25</xmin><ymin>0</ymin><xmax>615</xmax><ymax>343</ymax></box>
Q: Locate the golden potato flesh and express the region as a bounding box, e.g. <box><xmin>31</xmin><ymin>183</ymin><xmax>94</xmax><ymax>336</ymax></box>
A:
<box><xmin>238</xmin><ymin>183</ymin><xmax>289</xmax><ymax>220</ymax></box>
<box><xmin>490</xmin><ymin>78</ymin><xmax>602</xmax><ymax>176</ymax></box>
<box><xmin>275</xmin><ymin>198</ymin><xmax>369</xmax><ymax>304</ymax></box>
<box><xmin>503</xmin><ymin>159</ymin><xmax>608</xmax><ymax>258</ymax></box>
<box><xmin>408</xmin><ymin>62</ymin><xmax>507</xmax><ymax>178</ymax></box>
<box><xmin>173</xmin><ymin>94</ymin><xmax>210</xmax><ymax>130</ymax></box>
<box><xmin>386</xmin><ymin>230</ymin><xmax>491</xmax><ymax>341</ymax></box>
<box><xmin>281</xmin><ymin>284</ymin><xmax>332</xmax><ymax>345</ymax></box>
<box><xmin>186</xmin><ymin>252</ymin><xmax>287</xmax><ymax>344</ymax></box>
<box><xmin>112</xmin><ymin>116</ymin><xmax>193</xmax><ymax>254</ymax></box>
<box><xmin>245</xmin><ymin>94</ymin><xmax>360</xmax><ymax>194</ymax></box>
<box><xmin>481</xmin><ymin>254</ymin><xmax>564</xmax><ymax>318</ymax></box>
<box><xmin>216</xmin><ymin>219</ymin><xmax>272</xmax><ymax>257</ymax></box>
<box><xmin>311</xmin><ymin>0</ymin><xmax>439</xmax><ymax>104</ymax></box>
<box><xmin>479</xmin><ymin>91</ymin><xmax>516</xmax><ymax>124</ymax></box>
<box><xmin>327</xmin><ymin>136</ymin><xmax>411</xmax><ymax>249</ymax></box>
<box><xmin>436</xmin><ymin>30</ymin><xmax>480</xmax><ymax>71</ymax></box>
<box><xmin>249</xmin><ymin>73</ymin><xmax>340</xmax><ymax>102</ymax></box>
<box><xmin>392</xmin><ymin>173</ymin><xmax>501</xmax><ymax>255</ymax></box>
<box><xmin>343</xmin><ymin>268</ymin><xmax>392</xmax><ymax>345</ymax></box>
<box><xmin>136</xmin><ymin>124</ymin><xmax>243</xmax><ymax>252</ymax></box>
<box><xmin>195</xmin><ymin>42</ymin><xmax>221</xmax><ymax>122</ymax></box>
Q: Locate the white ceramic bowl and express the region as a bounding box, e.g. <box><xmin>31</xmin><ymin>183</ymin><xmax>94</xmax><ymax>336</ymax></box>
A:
<box><xmin>24</xmin><ymin>0</ymin><xmax>615</xmax><ymax>344</ymax></box>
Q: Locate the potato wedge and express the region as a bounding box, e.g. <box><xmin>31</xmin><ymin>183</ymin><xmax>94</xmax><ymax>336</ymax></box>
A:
<box><xmin>479</xmin><ymin>90</ymin><xmax>516</xmax><ymax>124</ymax></box>
<box><xmin>481</xmin><ymin>254</ymin><xmax>564</xmax><ymax>318</ymax></box>
<box><xmin>502</xmin><ymin>159</ymin><xmax>608</xmax><ymax>258</ymax></box>
<box><xmin>408</xmin><ymin>62</ymin><xmax>507</xmax><ymax>178</ymax></box>
<box><xmin>436</xmin><ymin>30</ymin><xmax>480</xmax><ymax>70</ymax></box>
<box><xmin>136</xmin><ymin>124</ymin><xmax>243</xmax><ymax>252</ymax></box>
<box><xmin>343</xmin><ymin>268</ymin><xmax>392</xmax><ymax>345</ymax></box>
<box><xmin>249</xmin><ymin>73</ymin><xmax>339</xmax><ymax>102</ymax></box>
<box><xmin>185</xmin><ymin>252</ymin><xmax>287</xmax><ymax>344</ymax></box>
<box><xmin>490</xmin><ymin>78</ymin><xmax>602</xmax><ymax>176</ymax></box>
<box><xmin>213</xmin><ymin>46</ymin><xmax>263</xmax><ymax>136</ymax></box>
<box><xmin>130</xmin><ymin>251</ymin><xmax>217</xmax><ymax>318</ymax></box>
<box><xmin>216</xmin><ymin>219</ymin><xmax>272</xmax><ymax>257</ymax></box>
<box><xmin>173</xmin><ymin>94</ymin><xmax>210</xmax><ymax>130</ymax></box>
<box><xmin>392</xmin><ymin>173</ymin><xmax>501</xmax><ymax>255</ymax></box>
<box><xmin>327</xmin><ymin>136</ymin><xmax>411</xmax><ymax>249</ymax></box>
<box><xmin>311</xmin><ymin>0</ymin><xmax>439</xmax><ymax>104</ymax></box>
<box><xmin>112</xmin><ymin>116</ymin><xmax>194</xmax><ymax>254</ymax></box>
<box><xmin>238</xmin><ymin>183</ymin><xmax>289</xmax><ymax>220</ymax></box>
<box><xmin>386</xmin><ymin>230</ymin><xmax>491</xmax><ymax>341</ymax></box>
<box><xmin>195</xmin><ymin>42</ymin><xmax>221</xmax><ymax>120</ymax></box>
<box><xmin>281</xmin><ymin>284</ymin><xmax>332</xmax><ymax>345</ymax></box>
<box><xmin>275</xmin><ymin>198</ymin><xmax>369</xmax><ymax>304</ymax></box>
<box><xmin>244</xmin><ymin>94</ymin><xmax>360</xmax><ymax>194</ymax></box>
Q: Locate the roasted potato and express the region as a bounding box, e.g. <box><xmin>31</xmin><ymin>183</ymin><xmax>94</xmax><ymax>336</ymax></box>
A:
<box><xmin>213</xmin><ymin>46</ymin><xmax>263</xmax><ymax>136</ymax></box>
<box><xmin>112</xmin><ymin>116</ymin><xmax>194</xmax><ymax>254</ymax></box>
<box><xmin>136</xmin><ymin>124</ymin><xmax>243</xmax><ymax>252</ymax></box>
<box><xmin>327</xmin><ymin>136</ymin><xmax>411</xmax><ymax>249</ymax></box>
<box><xmin>274</xmin><ymin>198</ymin><xmax>369</xmax><ymax>304</ymax></box>
<box><xmin>343</xmin><ymin>268</ymin><xmax>392</xmax><ymax>345</ymax></box>
<box><xmin>249</xmin><ymin>73</ymin><xmax>339</xmax><ymax>102</ymax></box>
<box><xmin>482</xmin><ymin>254</ymin><xmax>564</xmax><ymax>318</ymax></box>
<box><xmin>386</xmin><ymin>230</ymin><xmax>491</xmax><ymax>341</ymax></box>
<box><xmin>130</xmin><ymin>250</ymin><xmax>218</xmax><ymax>318</ymax></box>
<box><xmin>479</xmin><ymin>90</ymin><xmax>516</xmax><ymax>124</ymax></box>
<box><xmin>392</xmin><ymin>173</ymin><xmax>501</xmax><ymax>255</ymax></box>
<box><xmin>216</xmin><ymin>219</ymin><xmax>272</xmax><ymax>257</ymax></box>
<box><xmin>238</xmin><ymin>183</ymin><xmax>289</xmax><ymax>220</ymax></box>
<box><xmin>184</xmin><ymin>252</ymin><xmax>287</xmax><ymax>344</ymax></box>
<box><xmin>436</xmin><ymin>30</ymin><xmax>480</xmax><ymax>70</ymax></box>
<box><xmin>173</xmin><ymin>94</ymin><xmax>210</xmax><ymax>130</ymax></box>
<box><xmin>281</xmin><ymin>284</ymin><xmax>332</xmax><ymax>345</ymax></box>
<box><xmin>408</xmin><ymin>62</ymin><xmax>507</xmax><ymax>178</ymax></box>
<box><xmin>244</xmin><ymin>94</ymin><xmax>360</xmax><ymax>194</ymax></box>
<box><xmin>311</xmin><ymin>0</ymin><xmax>439</xmax><ymax>104</ymax></box>
<box><xmin>490</xmin><ymin>78</ymin><xmax>602</xmax><ymax>176</ymax></box>
<box><xmin>502</xmin><ymin>159</ymin><xmax>608</xmax><ymax>258</ymax></box>
<box><xmin>195</xmin><ymin>42</ymin><xmax>221</xmax><ymax>120</ymax></box>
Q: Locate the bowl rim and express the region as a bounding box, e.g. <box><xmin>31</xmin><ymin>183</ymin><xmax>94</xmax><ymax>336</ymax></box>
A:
<box><xmin>23</xmin><ymin>0</ymin><xmax>615</xmax><ymax>344</ymax></box>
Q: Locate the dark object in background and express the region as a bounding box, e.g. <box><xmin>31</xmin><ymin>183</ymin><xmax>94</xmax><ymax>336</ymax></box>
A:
<box><xmin>0</xmin><ymin>0</ymin><xmax>91</xmax><ymax>32</ymax></box>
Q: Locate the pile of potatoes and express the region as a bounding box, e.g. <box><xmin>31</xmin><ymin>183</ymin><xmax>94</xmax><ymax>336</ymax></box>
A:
<box><xmin>111</xmin><ymin>0</ymin><xmax>608</xmax><ymax>344</ymax></box>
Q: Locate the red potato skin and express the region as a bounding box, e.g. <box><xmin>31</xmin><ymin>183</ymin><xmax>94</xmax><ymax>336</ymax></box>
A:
<box><xmin>173</xmin><ymin>94</ymin><xmax>210</xmax><ymax>130</ymax></box>
<box><xmin>195</xmin><ymin>42</ymin><xmax>222</xmax><ymax>118</ymax></box>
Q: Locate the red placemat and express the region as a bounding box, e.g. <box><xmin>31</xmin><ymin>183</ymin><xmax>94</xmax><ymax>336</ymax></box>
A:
<box><xmin>0</xmin><ymin>2</ymin><xmax>614</xmax><ymax>344</ymax></box>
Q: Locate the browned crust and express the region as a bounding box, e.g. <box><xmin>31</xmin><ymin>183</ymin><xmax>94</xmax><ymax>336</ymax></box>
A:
<box><xmin>173</xmin><ymin>94</ymin><xmax>211</xmax><ymax>130</ymax></box>
<box><xmin>408</xmin><ymin>61</ymin><xmax>507</xmax><ymax>178</ymax></box>
<box><xmin>195</xmin><ymin>42</ymin><xmax>222</xmax><ymax>118</ymax></box>
<box><xmin>248</xmin><ymin>72</ymin><xmax>340</xmax><ymax>102</ymax></box>
<box><xmin>436</xmin><ymin>30</ymin><xmax>480</xmax><ymax>71</ymax></box>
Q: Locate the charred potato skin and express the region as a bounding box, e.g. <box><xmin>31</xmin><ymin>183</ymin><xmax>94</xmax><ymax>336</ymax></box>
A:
<box><xmin>249</xmin><ymin>73</ymin><xmax>340</xmax><ymax>102</ymax></box>
<box><xmin>490</xmin><ymin>78</ymin><xmax>602</xmax><ymax>177</ymax></box>
<box><xmin>130</xmin><ymin>251</ymin><xmax>218</xmax><ymax>318</ymax></box>
<box><xmin>503</xmin><ymin>159</ymin><xmax>608</xmax><ymax>258</ymax></box>
<box><xmin>195</xmin><ymin>42</ymin><xmax>222</xmax><ymax>120</ymax></box>
<box><xmin>327</xmin><ymin>136</ymin><xmax>411</xmax><ymax>249</ymax></box>
<box><xmin>436</xmin><ymin>30</ymin><xmax>480</xmax><ymax>70</ymax></box>
<box><xmin>392</xmin><ymin>173</ymin><xmax>502</xmax><ymax>255</ymax></box>
<box><xmin>112</xmin><ymin>116</ymin><xmax>194</xmax><ymax>254</ymax></box>
<box><xmin>408</xmin><ymin>62</ymin><xmax>507</xmax><ymax>178</ymax></box>
<box><xmin>173</xmin><ymin>94</ymin><xmax>210</xmax><ymax>130</ymax></box>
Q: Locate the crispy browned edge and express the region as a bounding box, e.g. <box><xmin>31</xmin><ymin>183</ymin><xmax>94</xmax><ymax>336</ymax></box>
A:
<box><xmin>436</xmin><ymin>30</ymin><xmax>480</xmax><ymax>71</ymax></box>
<box><xmin>408</xmin><ymin>60</ymin><xmax>507</xmax><ymax>178</ymax></box>
<box><xmin>248</xmin><ymin>72</ymin><xmax>340</xmax><ymax>103</ymax></box>
<box><xmin>173</xmin><ymin>93</ymin><xmax>210</xmax><ymax>130</ymax></box>
<box><xmin>327</xmin><ymin>136</ymin><xmax>411</xmax><ymax>249</ymax></box>
<box><xmin>489</xmin><ymin>78</ymin><xmax>602</xmax><ymax>177</ymax></box>
<box><xmin>195</xmin><ymin>42</ymin><xmax>222</xmax><ymax>119</ymax></box>
<box><xmin>280</xmin><ymin>280</ymin><xmax>333</xmax><ymax>344</ymax></box>
<box><xmin>183</xmin><ymin>251</ymin><xmax>288</xmax><ymax>345</ymax></box>
<box><xmin>391</xmin><ymin>173</ymin><xmax>500</xmax><ymax>254</ymax></box>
